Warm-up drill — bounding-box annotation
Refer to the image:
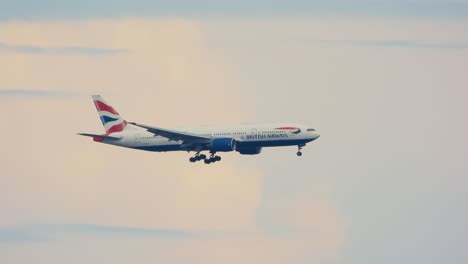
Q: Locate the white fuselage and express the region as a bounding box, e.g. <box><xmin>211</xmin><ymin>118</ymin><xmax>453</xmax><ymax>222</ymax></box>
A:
<box><xmin>102</xmin><ymin>123</ymin><xmax>320</xmax><ymax>153</ymax></box>
<box><xmin>80</xmin><ymin>95</ymin><xmax>321</xmax><ymax>162</ymax></box>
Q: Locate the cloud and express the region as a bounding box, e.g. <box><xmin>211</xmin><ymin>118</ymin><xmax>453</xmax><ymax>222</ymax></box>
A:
<box><xmin>0</xmin><ymin>223</ymin><xmax>340</xmax><ymax>264</ymax></box>
<box><xmin>0</xmin><ymin>224</ymin><xmax>192</xmax><ymax>243</ymax></box>
<box><xmin>0</xmin><ymin>89</ymin><xmax>75</xmax><ymax>97</ymax></box>
<box><xmin>321</xmin><ymin>39</ymin><xmax>468</xmax><ymax>49</ymax></box>
<box><xmin>0</xmin><ymin>42</ymin><xmax>126</xmax><ymax>55</ymax></box>
<box><xmin>0</xmin><ymin>223</ymin><xmax>324</xmax><ymax>244</ymax></box>
<box><xmin>0</xmin><ymin>228</ymin><xmax>44</xmax><ymax>244</ymax></box>
<box><xmin>256</xmin><ymin>174</ymin><xmax>345</xmax><ymax>262</ymax></box>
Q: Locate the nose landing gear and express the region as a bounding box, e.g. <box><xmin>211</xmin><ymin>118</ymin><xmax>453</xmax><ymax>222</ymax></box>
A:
<box><xmin>297</xmin><ymin>144</ymin><xmax>305</xmax><ymax>157</ymax></box>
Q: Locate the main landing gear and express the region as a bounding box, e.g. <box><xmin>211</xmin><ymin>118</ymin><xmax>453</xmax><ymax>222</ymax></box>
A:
<box><xmin>189</xmin><ymin>153</ymin><xmax>207</xmax><ymax>163</ymax></box>
<box><xmin>204</xmin><ymin>153</ymin><xmax>221</xmax><ymax>164</ymax></box>
<box><xmin>189</xmin><ymin>152</ymin><xmax>221</xmax><ymax>164</ymax></box>
<box><xmin>297</xmin><ymin>144</ymin><xmax>305</xmax><ymax>157</ymax></box>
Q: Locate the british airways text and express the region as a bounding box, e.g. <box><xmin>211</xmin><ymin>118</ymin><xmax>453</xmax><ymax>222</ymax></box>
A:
<box><xmin>246</xmin><ymin>133</ymin><xmax>289</xmax><ymax>140</ymax></box>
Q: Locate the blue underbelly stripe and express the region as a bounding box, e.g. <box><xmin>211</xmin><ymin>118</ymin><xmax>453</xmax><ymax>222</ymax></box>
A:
<box><xmin>131</xmin><ymin>139</ymin><xmax>312</xmax><ymax>152</ymax></box>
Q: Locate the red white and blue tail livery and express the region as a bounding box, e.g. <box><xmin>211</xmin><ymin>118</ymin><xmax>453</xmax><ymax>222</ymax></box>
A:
<box><xmin>79</xmin><ymin>95</ymin><xmax>320</xmax><ymax>164</ymax></box>
<box><xmin>93</xmin><ymin>95</ymin><xmax>128</xmax><ymax>134</ymax></box>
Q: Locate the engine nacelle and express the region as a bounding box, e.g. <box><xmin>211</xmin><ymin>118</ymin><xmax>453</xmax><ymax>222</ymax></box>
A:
<box><xmin>236</xmin><ymin>146</ymin><xmax>262</xmax><ymax>155</ymax></box>
<box><xmin>210</xmin><ymin>138</ymin><xmax>236</xmax><ymax>152</ymax></box>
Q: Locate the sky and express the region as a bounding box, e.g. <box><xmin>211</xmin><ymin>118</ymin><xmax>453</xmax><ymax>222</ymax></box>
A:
<box><xmin>1</xmin><ymin>1</ymin><xmax>468</xmax><ymax>264</ymax></box>
<box><xmin>2</xmin><ymin>0</ymin><xmax>468</xmax><ymax>19</ymax></box>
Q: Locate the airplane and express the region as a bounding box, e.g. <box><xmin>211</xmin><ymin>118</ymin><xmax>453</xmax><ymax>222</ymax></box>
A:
<box><xmin>78</xmin><ymin>95</ymin><xmax>320</xmax><ymax>164</ymax></box>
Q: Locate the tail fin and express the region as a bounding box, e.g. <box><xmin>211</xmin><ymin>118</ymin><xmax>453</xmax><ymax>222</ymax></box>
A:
<box><xmin>92</xmin><ymin>95</ymin><xmax>128</xmax><ymax>134</ymax></box>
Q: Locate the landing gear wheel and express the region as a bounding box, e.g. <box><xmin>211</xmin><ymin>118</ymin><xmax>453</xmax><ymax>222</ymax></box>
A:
<box><xmin>199</xmin><ymin>154</ymin><xmax>207</xmax><ymax>160</ymax></box>
<box><xmin>189</xmin><ymin>157</ymin><xmax>196</xmax><ymax>162</ymax></box>
<box><xmin>297</xmin><ymin>144</ymin><xmax>305</xmax><ymax>157</ymax></box>
<box><xmin>214</xmin><ymin>156</ymin><xmax>221</xmax><ymax>161</ymax></box>
<box><xmin>204</xmin><ymin>159</ymin><xmax>211</xmax><ymax>164</ymax></box>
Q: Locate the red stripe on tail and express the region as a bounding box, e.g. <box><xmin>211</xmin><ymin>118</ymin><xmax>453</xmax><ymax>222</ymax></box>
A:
<box><xmin>107</xmin><ymin>121</ymin><xmax>127</xmax><ymax>133</ymax></box>
<box><xmin>94</xmin><ymin>100</ymin><xmax>119</xmax><ymax>115</ymax></box>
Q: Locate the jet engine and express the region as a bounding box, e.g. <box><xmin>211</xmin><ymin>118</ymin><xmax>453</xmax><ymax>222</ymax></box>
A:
<box><xmin>210</xmin><ymin>138</ymin><xmax>236</xmax><ymax>152</ymax></box>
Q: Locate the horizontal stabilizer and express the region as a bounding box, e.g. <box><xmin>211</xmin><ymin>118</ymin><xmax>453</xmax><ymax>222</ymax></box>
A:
<box><xmin>78</xmin><ymin>133</ymin><xmax>122</xmax><ymax>141</ymax></box>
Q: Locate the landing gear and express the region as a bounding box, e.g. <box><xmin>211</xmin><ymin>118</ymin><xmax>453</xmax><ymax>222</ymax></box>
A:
<box><xmin>189</xmin><ymin>152</ymin><xmax>220</xmax><ymax>164</ymax></box>
<box><xmin>189</xmin><ymin>153</ymin><xmax>207</xmax><ymax>163</ymax></box>
<box><xmin>204</xmin><ymin>152</ymin><xmax>222</xmax><ymax>164</ymax></box>
<box><xmin>297</xmin><ymin>144</ymin><xmax>305</xmax><ymax>157</ymax></box>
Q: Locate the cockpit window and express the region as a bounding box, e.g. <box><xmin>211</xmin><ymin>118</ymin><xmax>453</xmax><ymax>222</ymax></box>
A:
<box><xmin>307</xmin><ymin>128</ymin><xmax>316</xmax><ymax>132</ymax></box>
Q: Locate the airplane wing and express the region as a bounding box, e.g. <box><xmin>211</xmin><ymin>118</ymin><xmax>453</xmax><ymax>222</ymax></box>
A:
<box><xmin>128</xmin><ymin>122</ymin><xmax>212</xmax><ymax>144</ymax></box>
